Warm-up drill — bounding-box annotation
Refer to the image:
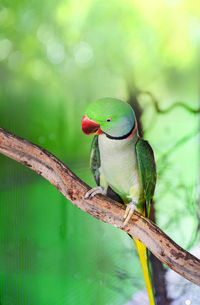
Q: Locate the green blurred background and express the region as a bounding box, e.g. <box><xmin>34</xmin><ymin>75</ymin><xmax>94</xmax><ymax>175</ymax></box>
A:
<box><xmin>0</xmin><ymin>0</ymin><xmax>199</xmax><ymax>304</ymax></box>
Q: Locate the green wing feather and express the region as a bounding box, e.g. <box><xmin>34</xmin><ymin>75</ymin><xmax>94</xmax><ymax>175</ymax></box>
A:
<box><xmin>136</xmin><ymin>138</ymin><xmax>156</xmax><ymax>215</ymax></box>
<box><xmin>90</xmin><ymin>135</ymin><xmax>101</xmax><ymax>186</ymax></box>
<box><xmin>135</xmin><ymin>138</ymin><xmax>156</xmax><ymax>305</ymax></box>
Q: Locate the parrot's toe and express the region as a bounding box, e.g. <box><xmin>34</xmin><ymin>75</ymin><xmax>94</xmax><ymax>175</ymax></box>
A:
<box><xmin>84</xmin><ymin>186</ymin><xmax>104</xmax><ymax>200</ymax></box>
<box><xmin>122</xmin><ymin>201</ymin><xmax>137</xmax><ymax>227</ymax></box>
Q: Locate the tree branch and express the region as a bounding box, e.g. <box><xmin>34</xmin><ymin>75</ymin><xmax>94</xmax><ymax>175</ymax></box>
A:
<box><xmin>0</xmin><ymin>127</ymin><xmax>200</xmax><ymax>286</ymax></box>
<box><xmin>138</xmin><ymin>90</ymin><xmax>200</xmax><ymax>114</ymax></box>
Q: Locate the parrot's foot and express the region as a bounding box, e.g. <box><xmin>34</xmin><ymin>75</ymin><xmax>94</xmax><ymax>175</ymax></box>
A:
<box><xmin>123</xmin><ymin>201</ymin><xmax>138</xmax><ymax>227</ymax></box>
<box><xmin>84</xmin><ymin>186</ymin><xmax>105</xmax><ymax>200</ymax></box>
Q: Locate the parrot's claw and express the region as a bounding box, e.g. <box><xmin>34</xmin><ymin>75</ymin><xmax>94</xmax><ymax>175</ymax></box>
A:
<box><xmin>84</xmin><ymin>186</ymin><xmax>105</xmax><ymax>200</ymax></box>
<box><xmin>122</xmin><ymin>201</ymin><xmax>138</xmax><ymax>227</ymax></box>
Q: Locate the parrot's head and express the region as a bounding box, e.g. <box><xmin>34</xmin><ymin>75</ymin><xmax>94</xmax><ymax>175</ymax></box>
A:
<box><xmin>81</xmin><ymin>98</ymin><xmax>137</xmax><ymax>139</ymax></box>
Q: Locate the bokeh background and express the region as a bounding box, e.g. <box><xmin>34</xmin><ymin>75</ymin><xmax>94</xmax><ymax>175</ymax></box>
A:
<box><xmin>0</xmin><ymin>0</ymin><xmax>199</xmax><ymax>304</ymax></box>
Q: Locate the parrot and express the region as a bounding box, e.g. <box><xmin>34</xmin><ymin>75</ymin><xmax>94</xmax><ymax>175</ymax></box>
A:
<box><xmin>81</xmin><ymin>97</ymin><xmax>156</xmax><ymax>305</ymax></box>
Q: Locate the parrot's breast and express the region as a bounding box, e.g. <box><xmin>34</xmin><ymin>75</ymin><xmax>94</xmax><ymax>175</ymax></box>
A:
<box><xmin>98</xmin><ymin>134</ymin><xmax>143</xmax><ymax>203</ymax></box>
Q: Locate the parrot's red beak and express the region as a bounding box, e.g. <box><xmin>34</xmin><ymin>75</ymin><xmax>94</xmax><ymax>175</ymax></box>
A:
<box><xmin>81</xmin><ymin>115</ymin><xmax>103</xmax><ymax>135</ymax></box>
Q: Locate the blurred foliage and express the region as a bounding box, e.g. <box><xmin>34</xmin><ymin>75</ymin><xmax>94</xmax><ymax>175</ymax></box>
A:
<box><xmin>0</xmin><ymin>0</ymin><xmax>199</xmax><ymax>304</ymax></box>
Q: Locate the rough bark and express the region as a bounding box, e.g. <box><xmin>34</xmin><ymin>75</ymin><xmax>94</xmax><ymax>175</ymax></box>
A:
<box><xmin>0</xmin><ymin>127</ymin><xmax>200</xmax><ymax>286</ymax></box>
<box><xmin>149</xmin><ymin>203</ymin><xmax>172</xmax><ymax>305</ymax></box>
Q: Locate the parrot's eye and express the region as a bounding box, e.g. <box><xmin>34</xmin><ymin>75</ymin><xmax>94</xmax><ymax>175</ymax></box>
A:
<box><xmin>106</xmin><ymin>118</ymin><xmax>112</xmax><ymax>122</ymax></box>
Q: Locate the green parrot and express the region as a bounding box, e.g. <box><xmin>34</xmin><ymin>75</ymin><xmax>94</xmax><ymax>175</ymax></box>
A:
<box><xmin>81</xmin><ymin>98</ymin><xmax>156</xmax><ymax>305</ymax></box>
